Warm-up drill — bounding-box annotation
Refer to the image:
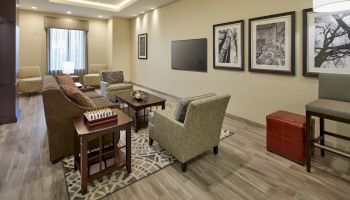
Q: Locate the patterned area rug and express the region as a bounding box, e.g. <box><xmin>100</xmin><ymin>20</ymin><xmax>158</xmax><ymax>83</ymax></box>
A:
<box><xmin>62</xmin><ymin>128</ymin><xmax>233</xmax><ymax>200</ymax></box>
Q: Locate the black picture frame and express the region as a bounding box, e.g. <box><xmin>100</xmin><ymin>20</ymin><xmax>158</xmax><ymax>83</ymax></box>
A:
<box><xmin>303</xmin><ymin>8</ymin><xmax>350</xmax><ymax>77</ymax></box>
<box><xmin>213</xmin><ymin>20</ymin><xmax>244</xmax><ymax>71</ymax></box>
<box><xmin>249</xmin><ymin>11</ymin><xmax>296</xmax><ymax>75</ymax></box>
<box><xmin>138</xmin><ymin>33</ymin><xmax>148</xmax><ymax>59</ymax></box>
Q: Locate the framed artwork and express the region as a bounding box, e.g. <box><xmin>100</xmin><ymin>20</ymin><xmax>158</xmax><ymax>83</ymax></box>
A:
<box><xmin>138</xmin><ymin>33</ymin><xmax>148</xmax><ymax>59</ymax></box>
<box><xmin>303</xmin><ymin>8</ymin><xmax>350</xmax><ymax>77</ymax></box>
<box><xmin>249</xmin><ymin>11</ymin><xmax>295</xmax><ymax>75</ymax></box>
<box><xmin>213</xmin><ymin>20</ymin><xmax>244</xmax><ymax>71</ymax></box>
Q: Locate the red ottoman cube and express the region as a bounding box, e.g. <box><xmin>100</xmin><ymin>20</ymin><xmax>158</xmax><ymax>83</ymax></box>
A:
<box><xmin>266</xmin><ymin>110</ymin><xmax>314</xmax><ymax>165</ymax></box>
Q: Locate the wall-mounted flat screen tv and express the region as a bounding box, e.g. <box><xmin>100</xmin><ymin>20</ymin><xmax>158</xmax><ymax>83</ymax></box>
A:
<box><xmin>171</xmin><ymin>38</ymin><xmax>207</xmax><ymax>72</ymax></box>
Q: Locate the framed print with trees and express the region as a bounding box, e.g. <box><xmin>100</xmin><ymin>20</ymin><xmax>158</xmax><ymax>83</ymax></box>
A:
<box><xmin>138</xmin><ymin>33</ymin><xmax>148</xmax><ymax>59</ymax></box>
<box><xmin>249</xmin><ymin>11</ymin><xmax>295</xmax><ymax>75</ymax></box>
<box><xmin>213</xmin><ymin>20</ymin><xmax>244</xmax><ymax>71</ymax></box>
<box><xmin>303</xmin><ymin>8</ymin><xmax>350</xmax><ymax>77</ymax></box>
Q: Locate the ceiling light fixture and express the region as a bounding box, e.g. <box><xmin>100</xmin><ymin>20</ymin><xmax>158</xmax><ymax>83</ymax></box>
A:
<box><xmin>313</xmin><ymin>0</ymin><xmax>350</xmax><ymax>12</ymax></box>
<box><xmin>67</xmin><ymin>11</ymin><xmax>72</xmax><ymax>14</ymax></box>
<box><xmin>98</xmin><ymin>15</ymin><xmax>103</xmax><ymax>18</ymax></box>
<box><xmin>31</xmin><ymin>6</ymin><xmax>37</xmax><ymax>9</ymax></box>
<box><xmin>16</xmin><ymin>4</ymin><xmax>20</xmax><ymax>8</ymax></box>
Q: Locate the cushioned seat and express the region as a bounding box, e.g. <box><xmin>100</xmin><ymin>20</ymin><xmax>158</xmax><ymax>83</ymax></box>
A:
<box><xmin>84</xmin><ymin>74</ymin><xmax>100</xmax><ymax>86</ymax></box>
<box><xmin>18</xmin><ymin>66</ymin><xmax>42</xmax><ymax>93</ymax></box>
<box><xmin>84</xmin><ymin>91</ymin><xmax>103</xmax><ymax>99</ymax></box>
<box><xmin>148</xmin><ymin>109</ymin><xmax>174</xmax><ymax>124</ymax></box>
<box><xmin>106</xmin><ymin>83</ymin><xmax>133</xmax><ymax>92</ymax></box>
<box><xmin>92</xmin><ymin>97</ymin><xmax>117</xmax><ymax>107</ymax></box>
<box><xmin>306</xmin><ymin>99</ymin><xmax>350</xmax><ymax>120</ymax></box>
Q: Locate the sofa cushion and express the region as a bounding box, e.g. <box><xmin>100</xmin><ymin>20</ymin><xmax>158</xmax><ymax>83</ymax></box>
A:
<box><xmin>106</xmin><ymin>83</ymin><xmax>133</xmax><ymax>92</ymax></box>
<box><xmin>56</xmin><ymin>75</ymin><xmax>75</xmax><ymax>87</ymax></box>
<box><xmin>101</xmin><ymin>71</ymin><xmax>124</xmax><ymax>84</ymax></box>
<box><xmin>174</xmin><ymin>93</ymin><xmax>216</xmax><ymax>123</ymax></box>
<box><xmin>60</xmin><ymin>85</ymin><xmax>96</xmax><ymax>107</ymax></box>
<box><xmin>92</xmin><ymin>97</ymin><xmax>119</xmax><ymax>108</ymax></box>
<box><xmin>84</xmin><ymin>91</ymin><xmax>103</xmax><ymax>99</ymax></box>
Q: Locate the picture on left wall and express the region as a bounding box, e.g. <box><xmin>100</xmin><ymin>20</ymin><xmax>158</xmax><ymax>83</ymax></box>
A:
<box><xmin>138</xmin><ymin>33</ymin><xmax>148</xmax><ymax>59</ymax></box>
<box><xmin>213</xmin><ymin>20</ymin><xmax>244</xmax><ymax>71</ymax></box>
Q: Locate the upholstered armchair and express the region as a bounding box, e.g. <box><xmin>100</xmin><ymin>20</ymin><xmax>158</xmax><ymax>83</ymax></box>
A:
<box><xmin>83</xmin><ymin>64</ymin><xmax>107</xmax><ymax>86</ymax></box>
<box><xmin>100</xmin><ymin>71</ymin><xmax>133</xmax><ymax>101</ymax></box>
<box><xmin>148</xmin><ymin>94</ymin><xmax>230</xmax><ymax>172</ymax></box>
<box><xmin>18</xmin><ymin>66</ymin><xmax>42</xmax><ymax>93</ymax></box>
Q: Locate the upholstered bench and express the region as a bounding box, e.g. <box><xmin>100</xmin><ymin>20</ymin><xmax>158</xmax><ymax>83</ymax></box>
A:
<box><xmin>266</xmin><ymin>110</ymin><xmax>314</xmax><ymax>165</ymax></box>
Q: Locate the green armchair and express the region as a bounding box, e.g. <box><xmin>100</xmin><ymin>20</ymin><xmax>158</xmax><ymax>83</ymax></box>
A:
<box><xmin>148</xmin><ymin>94</ymin><xmax>230</xmax><ymax>172</ymax></box>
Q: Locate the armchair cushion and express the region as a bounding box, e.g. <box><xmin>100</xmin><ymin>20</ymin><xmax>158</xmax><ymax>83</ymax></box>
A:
<box><xmin>101</xmin><ymin>71</ymin><xmax>124</xmax><ymax>84</ymax></box>
<box><xmin>174</xmin><ymin>93</ymin><xmax>216</xmax><ymax>123</ymax></box>
<box><xmin>84</xmin><ymin>74</ymin><xmax>100</xmax><ymax>86</ymax></box>
<box><xmin>106</xmin><ymin>83</ymin><xmax>133</xmax><ymax>92</ymax></box>
<box><xmin>60</xmin><ymin>85</ymin><xmax>96</xmax><ymax>107</ymax></box>
<box><xmin>56</xmin><ymin>75</ymin><xmax>75</xmax><ymax>87</ymax></box>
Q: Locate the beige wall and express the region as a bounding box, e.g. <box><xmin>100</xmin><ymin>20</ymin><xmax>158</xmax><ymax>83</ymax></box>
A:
<box><xmin>131</xmin><ymin>0</ymin><xmax>350</xmax><ymax>148</ymax></box>
<box><xmin>106</xmin><ymin>17</ymin><xmax>132</xmax><ymax>80</ymax></box>
<box><xmin>19</xmin><ymin>10</ymin><xmax>108</xmax><ymax>75</ymax></box>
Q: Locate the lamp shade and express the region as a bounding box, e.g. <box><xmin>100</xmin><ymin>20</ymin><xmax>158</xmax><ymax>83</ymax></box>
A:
<box><xmin>313</xmin><ymin>0</ymin><xmax>350</xmax><ymax>12</ymax></box>
<box><xmin>62</xmin><ymin>61</ymin><xmax>75</xmax><ymax>74</ymax></box>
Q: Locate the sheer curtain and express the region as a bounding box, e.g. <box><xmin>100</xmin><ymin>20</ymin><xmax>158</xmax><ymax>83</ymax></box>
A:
<box><xmin>48</xmin><ymin>28</ymin><xmax>87</xmax><ymax>76</ymax></box>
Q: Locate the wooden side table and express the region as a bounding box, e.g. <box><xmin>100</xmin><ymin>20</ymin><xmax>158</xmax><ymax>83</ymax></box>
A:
<box><xmin>70</xmin><ymin>75</ymin><xmax>80</xmax><ymax>82</ymax></box>
<box><xmin>73</xmin><ymin>109</ymin><xmax>133</xmax><ymax>194</ymax></box>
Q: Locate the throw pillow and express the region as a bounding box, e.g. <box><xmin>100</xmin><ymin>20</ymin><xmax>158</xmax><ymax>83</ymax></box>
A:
<box><xmin>60</xmin><ymin>85</ymin><xmax>96</xmax><ymax>107</ymax></box>
<box><xmin>174</xmin><ymin>93</ymin><xmax>216</xmax><ymax>123</ymax></box>
<box><xmin>56</xmin><ymin>75</ymin><xmax>76</xmax><ymax>87</ymax></box>
<box><xmin>101</xmin><ymin>71</ymin><xmax>124</xmax><ymax>84</ymax></box>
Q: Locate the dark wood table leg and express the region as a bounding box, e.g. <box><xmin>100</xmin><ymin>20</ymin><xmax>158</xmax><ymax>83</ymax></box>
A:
<box><xmin>80</xmin><ymin>137</ymin><xmax>88</xmax><ymax>194</ymax></box>
<box><xmin>306</xmin><ymin>111</ymin><xmax>312</xmax><ymax>173</ymax></box>
<box><xmin>320</xmin><ymin>117</ymin><xmax>325</xmax><ymax>157</ymax></box>
<box><xmin>126</xmin><ymin>127</ymin><xmax>132</xmax><ymax>173</ymax></box>
<box><xmin>134</xmin><ymin>110</ymin><xmax>139</xmax><ymax>133</ymax></box>
<box><xmin>161</xmin><ymin>102</ymin><xmax>165</xmax><ymax>110</ymax></box>
<box><xmin>74</xmin><ymin>132</ymin><xmax>79</xmax><ymax>170</ymax></box>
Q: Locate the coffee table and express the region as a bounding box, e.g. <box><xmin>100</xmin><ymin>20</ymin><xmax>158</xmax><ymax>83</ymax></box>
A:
<box><xmin>116</xmin><ymin>91</ymin><xmax>166</xmax><ymax>132</ymax></box>
<box><xmin>73</xmin><ymin>109</ymin><xmax>133</xmax><ymax>194</ymax></box>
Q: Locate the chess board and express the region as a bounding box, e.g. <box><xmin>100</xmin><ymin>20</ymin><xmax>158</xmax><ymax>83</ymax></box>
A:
<box><xmin>83</xmin><ymin>108</ymin><xmax>118</xmax><ymax>128</ymax></box>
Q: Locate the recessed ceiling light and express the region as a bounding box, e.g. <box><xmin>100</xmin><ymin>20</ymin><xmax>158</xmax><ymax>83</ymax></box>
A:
<box><xmin>150</xmin><ymin>7</ymin><xmax>155</xmax><ymax>10</ymax></box>
<box><xmin>31</xmin><ymin>6</ymin><xmax>37</xmax><ymax>9</ymax></box>
<box><xmin>98</xmin><ymin>15</ymin><xmax>103</xmax><ymax>18</ymax></box>
<box><xmin>67</xmin><ymin>11</ymin><xmax>72</xmax><ymax>14</ymax></box>
<box><xmin>16</xmin><ymin>4</ymin><xmax>20</xmax><ymax>8</ymax></box>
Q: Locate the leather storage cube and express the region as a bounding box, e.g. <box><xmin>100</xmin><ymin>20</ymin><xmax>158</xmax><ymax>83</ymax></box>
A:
<box><xmin>266</xmin><ymin>110</ymin><xmax>314</xmax><ymax>165</ymax></box>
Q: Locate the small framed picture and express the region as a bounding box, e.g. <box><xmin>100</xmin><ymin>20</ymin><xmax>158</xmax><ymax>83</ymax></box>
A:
<box><xmin>138</xmin><ymin>33</ymin><xmax>148</xmax><ymax>59</ymax></box>
<box><xmin>213</xmin><ymin>20</ymin><xmax>244</xmax><ymax>71</ymax></box>
<box><xmin>303</xmin><ymin>8</ymin><xmax>350</xmax><ymax>77</ymax></box>
<box><xmin>249</xmin><ymin>11</ymin><xmax>296</xmax><ymax>75</ymax></box>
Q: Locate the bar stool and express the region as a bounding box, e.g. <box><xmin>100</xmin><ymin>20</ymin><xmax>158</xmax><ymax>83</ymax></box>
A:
<box><xmin>305</xmin><ymin>73</ymin><xmax>350</xmax><ymax>172</ymax></box>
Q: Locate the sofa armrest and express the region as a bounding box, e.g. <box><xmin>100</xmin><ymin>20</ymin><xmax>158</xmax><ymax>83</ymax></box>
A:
<box><xmin>100</xmin><ymin>81</ymin><xmax>109</xmax><ymax>97</ymax></box>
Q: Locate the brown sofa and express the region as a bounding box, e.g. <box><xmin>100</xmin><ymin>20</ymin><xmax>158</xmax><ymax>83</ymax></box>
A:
<box><xmin>42</xmin><ymin>75</ymin><xmax>119</xmax><ymax>163</ymax></box>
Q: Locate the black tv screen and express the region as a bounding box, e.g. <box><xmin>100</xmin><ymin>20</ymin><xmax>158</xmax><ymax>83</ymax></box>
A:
<box><xmin>171</xmin><ymin>38</ymin><xmax>207</xmax><ymax>72</ymax></box>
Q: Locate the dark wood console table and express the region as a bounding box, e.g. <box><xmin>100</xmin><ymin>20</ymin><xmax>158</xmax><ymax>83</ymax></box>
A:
<box><xmin>73</xmin><ymin>109</ymin><xmax>133</xmax><ymax>194</ymax></box>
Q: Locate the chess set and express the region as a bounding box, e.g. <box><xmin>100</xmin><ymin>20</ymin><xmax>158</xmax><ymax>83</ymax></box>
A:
<box><xmin>83</xmin><ymin>108</ymin><xmax>118</xmax><ymax>128</ymax></box>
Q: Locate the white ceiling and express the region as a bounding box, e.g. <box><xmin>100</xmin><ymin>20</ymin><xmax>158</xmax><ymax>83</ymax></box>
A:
<box><xmin>18</xmin><ymin>0</ymin><xmax>177</xmax><ymax>19</ymax></box>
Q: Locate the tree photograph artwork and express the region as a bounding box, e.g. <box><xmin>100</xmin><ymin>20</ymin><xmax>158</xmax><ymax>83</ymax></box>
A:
<box><xmin>304</xmin><ymin>9</ymin><xmax>350</xmax><ymax>76</ymax></box>
<box><xmin>249</xmin><ymin>12</ymin><xmax>295</xmax><ymax>75</ymax></box>
<box><xmin>213</xmin><ymin>20</ymin><xmax>244</xmax><ymax>71</ymax></box>
<box><xmin>256</xmin><ymin>22</ymin><xmax>286</xmax><ymax>66</ymax></box>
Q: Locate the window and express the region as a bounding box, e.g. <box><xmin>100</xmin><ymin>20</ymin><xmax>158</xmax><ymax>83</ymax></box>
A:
<box><xmin>48</xmin><ymin>28</ymin><xmax>87</xmax><ymax>72</ymax></box>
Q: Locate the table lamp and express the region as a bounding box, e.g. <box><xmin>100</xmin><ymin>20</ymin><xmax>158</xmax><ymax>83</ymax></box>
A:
<box><xmin>62</xmin><ymin>61</ymin><xmax>75</xmax><ymax>75</ymax></box>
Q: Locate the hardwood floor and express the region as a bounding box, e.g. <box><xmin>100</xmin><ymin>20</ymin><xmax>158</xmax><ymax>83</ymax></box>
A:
<box><xmin>1</xmin><ymin>89</ymin><xmax>350</xmax><ymax>200</ymax></box>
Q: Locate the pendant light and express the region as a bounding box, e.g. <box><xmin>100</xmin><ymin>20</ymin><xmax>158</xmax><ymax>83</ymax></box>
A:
<box><xmin>313</xmin><ymin>0</ymin><xmax>350</xmax><ymax>12</ymax></box>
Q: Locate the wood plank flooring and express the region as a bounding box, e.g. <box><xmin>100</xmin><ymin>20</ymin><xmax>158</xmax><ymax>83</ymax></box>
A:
<box><xmin>0</xmin><ymin>88</ymin><xmax>350</xmax><ymax>200</ymax></box>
